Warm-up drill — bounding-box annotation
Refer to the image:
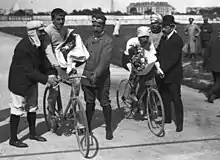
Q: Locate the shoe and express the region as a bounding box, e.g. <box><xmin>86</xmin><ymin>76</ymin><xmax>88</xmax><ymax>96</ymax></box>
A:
<box><xmin>9</xmin><ymin>139</ymin><xmax>28</xmax><ymax>148</ymax></box>
<box><xmin>29</xmin><ymin>134</ymin><xmax>47</xmax><ymax>142</ymax></box>
<box><xmin>106</xmin><ymin>130</ymin><xmax>113</xmax><ymax>140</ymax></box>
<box><xmin>207</xmin><ymin>94</ymin><xmax>216</xmax><ymax>103</ymax></box>
<box><xmin>176</xmin><ymin>124</ymin><xmax>183</xmax><ymax>132</ymax></box>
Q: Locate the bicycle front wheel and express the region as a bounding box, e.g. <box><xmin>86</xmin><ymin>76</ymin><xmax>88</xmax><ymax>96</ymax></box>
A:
<box><xmin>72</xmin><ymin>99</ymin><xmax>90</xmax><ymax>157</ymax></box>
<box><xmin>146</xmin><ymin>88</ymin><xmax>165</xmax><ymax>137</ymax></box>
<box><xmin>116</xmin><ymin>79</ymin><xmax>133</xmax><ymax>118</ymax></box>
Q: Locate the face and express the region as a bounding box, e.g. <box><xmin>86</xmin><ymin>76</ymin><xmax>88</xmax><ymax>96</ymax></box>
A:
<box><xmin>36</xmin><ymin>29</ymin><xmax>46</xmax><ymax>41</ymax></box>
<box><xmin>92</xmin><ymin>21</ymin><xmax>104</xmax><ymax>36</ymax></box>
<box><xmin>150</xmin><ymin>21</ymin><xmax>162</xmax><ymax>33</ymax></box>
<box><xmin>189</xmin><ymin>19</ymin><xmax>193</xmax><ymax>24</ymax></box>
<box><xmin>162</xmin><ymin>25</ymin><xmax>173</xmax><ymax>36</ymax></box>
<box><xmin>138</xmin><ymin>36</ymin><xmax>149</xmax><ymax>46</ymax></box>
<box><xmin>53</xmin><ymin>14</ymin><xmax>65</xmax><ymax>30</ymax></box>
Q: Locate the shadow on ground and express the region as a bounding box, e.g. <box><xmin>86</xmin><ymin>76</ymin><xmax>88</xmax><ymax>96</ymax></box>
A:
<box><xmin>0</xmin><ymin>108</ymin><xmax>10</xmax><ymax>122</ymax></box>
<box><xmin>91</xmin><ymin>107</ymin><xmax>125</xmax><ymax>133</ymax></box>
<box><xmin>0</xmin><ymin>114</ymin><xmax>46</xmax><ymax>143</ymax></box>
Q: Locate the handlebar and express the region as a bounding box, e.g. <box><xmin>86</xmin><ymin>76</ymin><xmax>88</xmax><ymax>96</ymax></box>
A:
<box><xmin>58</xmin><ymin>75</ymin><xmax>87</xmax><ymax>82</ymax></box>
<box><xmin>49</xmin><ymin>75</ymin><xmax>87</xmax><ymax>88</ymax></box>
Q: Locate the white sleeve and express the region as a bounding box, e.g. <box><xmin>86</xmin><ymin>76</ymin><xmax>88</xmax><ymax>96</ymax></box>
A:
<box><xmin>149</xmin><ymin>42</ymin><xmax>156</xmax><ymax>55</ymax></box>
<box><xmin>124</xmin><ymin>38</ymin><xmax>138</xmax><ymax>55</ymax></box>
<box><xmin>126</xmin><ymin>63</ymin><xmax>132</xmax><ymax>72</ymax></box>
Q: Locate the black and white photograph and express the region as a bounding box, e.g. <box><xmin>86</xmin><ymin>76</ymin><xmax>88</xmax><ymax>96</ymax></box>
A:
<box><xmin>0</xmin><ymin>0</ymin><xmax>220</xmax><ymax>159</ymax></box>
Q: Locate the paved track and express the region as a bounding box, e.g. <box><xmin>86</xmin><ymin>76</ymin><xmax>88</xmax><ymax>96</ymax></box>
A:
<box><xmin>0</xmin><ymin>32</ymin><xmax>220</xmax><ymax>160</ymax></box>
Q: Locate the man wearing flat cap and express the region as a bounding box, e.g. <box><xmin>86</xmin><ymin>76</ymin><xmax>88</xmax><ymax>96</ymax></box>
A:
<box><xmin>156</xmin><ymin>15</ymin><xmax>184</xmax><ymax>132</ymax></box>
<box><xmin>8</xmin><ymin>21</ymin><xmax>58</xmax><ymax>147</ymax></box>
<box><xmin>81</xmin><ymin>14</ymin><xmax>114</xmax><ymax>140</ymax></box>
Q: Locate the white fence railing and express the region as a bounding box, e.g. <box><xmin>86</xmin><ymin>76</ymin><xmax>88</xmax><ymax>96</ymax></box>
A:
<box><xmin>0</xmin><ymin>15</ymin><xmax>219</xmax><ymax>27</ymax></box>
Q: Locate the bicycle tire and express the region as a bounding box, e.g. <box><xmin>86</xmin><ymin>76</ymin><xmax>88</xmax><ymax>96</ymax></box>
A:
<box><xmin>43</xmin><ymin>86</ymin><xmax>63</xmax><ymax>131</ymax></box>
<box><xmin>116</xmin><ymin>79</ymin><xmax>133</xmax><ymax>119</ymax></box>
<box><xmin>146</xmin><ymin>88</ymin><xmax>165</xmax><ymax>137</ymax></box>
<box><xmin>72</xmin><ymin>99</ymin><xmax>90</xmax><ymax>157</ymax></box>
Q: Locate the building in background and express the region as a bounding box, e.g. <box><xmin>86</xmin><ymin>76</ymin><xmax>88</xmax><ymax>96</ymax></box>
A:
<box><xmin>0</xmin><ymin>9</ymin><xmax>7</xmax><ymax>15</ymax></box>
<box><xmin>126</xmin><ymin>1</ymin><xmax>175</xmax><ymax>15</ymax></box>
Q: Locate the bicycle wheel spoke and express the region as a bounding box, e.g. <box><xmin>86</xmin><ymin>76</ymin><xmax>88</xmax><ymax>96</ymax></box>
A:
<box><xmin>147</xmin><ymin>88</ymin><xmax>165</xmax><ymax>137</ymax></box>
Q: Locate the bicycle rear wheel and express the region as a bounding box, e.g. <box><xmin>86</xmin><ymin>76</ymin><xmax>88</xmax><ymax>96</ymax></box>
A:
<box><xmin>146</xmin><ymin>88</ymin><xmax>165</xmax><ymax>137</ymax></box>
<box><xmin>116</xmin><ymin>79</ymin><xmax>133</xmax><ymax>118</ymax></box>
<box><xmin>43</xmin><ymin>86</ymin><xmax>63</xmax><ymax>132</ymax></box>
<box><xmin>72</xmin><ymin>99</ymin><xmax>90</xmax><ymax>157</ymax></box>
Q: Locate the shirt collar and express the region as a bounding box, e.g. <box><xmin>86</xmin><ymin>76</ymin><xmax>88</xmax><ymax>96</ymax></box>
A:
<box><xmin>167</xmin><ymin>29</ymin><xmax>175</xmax><ymax>40</ymax></box>
<box><xmin>93</xmin><ymin>31</ymin><xmax>105</xmax><ymax>39</ymax></box>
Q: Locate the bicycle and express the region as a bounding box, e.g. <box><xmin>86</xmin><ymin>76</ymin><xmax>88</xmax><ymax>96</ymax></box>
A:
<box><xmin>43</xmin><ymin>75</ymin><xmax>90</xmax><ymax>157</ymax></box>
<box><xmin>116</xmin><ymin>72</ymin><xmax>165</xmax><ymax>137</ymax></box>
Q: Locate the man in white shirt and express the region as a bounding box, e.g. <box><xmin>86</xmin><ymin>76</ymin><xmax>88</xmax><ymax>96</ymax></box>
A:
<box><xmin>43</xmin><ymin>8</ymin><xmax>87</xmax><ymax>132</ymax></box>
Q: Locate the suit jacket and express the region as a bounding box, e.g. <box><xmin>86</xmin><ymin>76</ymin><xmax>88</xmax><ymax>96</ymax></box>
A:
<box><xmin>157</xmin><ymin>32</ymin><xmax>183</xmax><ymax>83</ymax></box>
<box><xmin>200</xmin><ymin>23</ymin><xmax>213</xmax><ymax>41</ymax></box>
<box><xmin>205</xmin><ymin>38</ymin><xmax>220</xmax><ymax>72</ymax></box>
<box><xmin>8</xmin><ymin>36</ymin><xmax>55</xmax><ymax>97</ymax></box>
<box><xmin>81</xmin><ymin>33</ymin><xmax>113</xmax><ymax>87</ymax></box>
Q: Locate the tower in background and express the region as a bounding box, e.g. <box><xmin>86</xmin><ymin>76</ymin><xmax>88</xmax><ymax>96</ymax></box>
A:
<box><xmin>110</xmin><ymin>0</ymin><xmax>114</xmax><ymax>12</ymax></box>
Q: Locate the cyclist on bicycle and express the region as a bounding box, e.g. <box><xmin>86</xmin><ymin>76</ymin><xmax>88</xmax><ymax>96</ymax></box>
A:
<box><xmin>122</xmin><ymin>26</ymin><xmax>164</xmax><ymax>106</ymax></box>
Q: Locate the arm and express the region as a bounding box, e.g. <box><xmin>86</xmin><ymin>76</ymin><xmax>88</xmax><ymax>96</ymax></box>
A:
<box><xmin>195</xmin><ymin>24</ymin><xmax>201</xmax><ymax>37</ymax></box>
<box><xmin>94</xmin><ymin>38</ymin><xmax>113</xmax><ymax>77</ymax></box>
<box><xmin>161</xmin><ymin>37</ymin><xmax>183</xmax><ymax>73</ymax></box>
<box><xmin>42</xmin><ymin>34</ymin><xmax>60</xmax><ymax>67</ymax></box>
<box><xmin>184</xmin><ymin>25</ymin><xmax>189</xmax><ymax>35</ymax></box>
<box><xmin>122</xmin><ymin>38</ymin><xmax>135</xmax><ymax>71</ymax></box>
<box><xmin>148</xmin><ymin>42</ymin><xmax>156</xmax><ymax>55</ymax></box>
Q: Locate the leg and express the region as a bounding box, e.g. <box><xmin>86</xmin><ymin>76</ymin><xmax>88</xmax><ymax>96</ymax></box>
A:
<box><xmin>9</xmin><ymin>92</ymin><xmax>28</xmax><ymax>148</ymax></box>
<box><xmin>82</xmin><ymin>85</ymin><xmax>96</xmax><ymax>133</ymax></box>
<box><xmin>25</xmin><ymin>85</ymin><xmax>46</xmax><ymax>141</ymax></box>
<box><xmin>158</xmin><ymin>83</ymin><xmax>172</xmax><ymax>123</ymax></box>
<box><xmin>97</xmin><ymin>82</ymin><xmax>113</xmax><ymax>140</ymax></box>
<box><xmin>168</xmin><ymin>83</ymin><xmax>184</xmax><ymax>132</ymax></box>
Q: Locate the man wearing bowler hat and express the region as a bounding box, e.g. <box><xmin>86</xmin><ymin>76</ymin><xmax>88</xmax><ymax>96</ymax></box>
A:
<box><xmin>156</xmin><ymin>15</ymin><xmax>184</xmax><ymax>132</ymax></box>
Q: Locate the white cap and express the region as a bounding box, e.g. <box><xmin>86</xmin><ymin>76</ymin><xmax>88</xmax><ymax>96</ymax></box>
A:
<box><xmin>137</xmin><ymin>26</ymin><xmax>151</xmax><ymax>37</ymax></box>
<box><xmin>150</xmin><ymin>14</ymin><xmax>162</xmax><ymax>23</ymax></box>
<box><xmin>26</xmin><ymin>21</ymin><xmax>45</xmax><ymax>31</ymax></box>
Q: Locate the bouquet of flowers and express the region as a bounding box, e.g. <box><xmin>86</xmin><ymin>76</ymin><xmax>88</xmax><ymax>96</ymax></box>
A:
<box><xmin>128</xmin><ymin>45</ymin><xmax>148</xmax><ymax>72</ymax></box>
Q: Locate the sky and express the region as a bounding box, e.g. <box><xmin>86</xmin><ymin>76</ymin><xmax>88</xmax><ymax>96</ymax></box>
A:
<box><xmin>0</xmin><ymin>0</ymin><xmax>220</xmax><ymax>13</ymax></box>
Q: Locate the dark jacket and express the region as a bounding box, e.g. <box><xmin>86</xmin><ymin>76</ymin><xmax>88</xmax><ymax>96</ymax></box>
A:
<box><xmin>8</xmin><ymin>36</ymin><xmax>54</xmax><ymax>96</ymax></box>
<box><xmin>200</xmin><ymin>22</ymin><xmax>213</xmax><ymax>41</ymax></box>
<box><xmin>157</xmin><ymin>32</ymin><xmax>184</xmax><ymax>83</ymax></box>
<box><xmin>205</xmin><ymin>37</ymin><xmax>220</xmax><ymax>72</ymax></box>
<box><xmin>81</xmin><ymin>32</ymin><xmax>113</xmax><ymax>87</ymax></box>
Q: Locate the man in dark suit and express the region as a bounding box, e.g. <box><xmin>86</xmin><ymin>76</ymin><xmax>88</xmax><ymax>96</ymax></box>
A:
<box><xmin>156</xmin><ymin>15</ymin><xmax>184</xmax><ymax>132</ymax></box>
<box><xmin>205</xmin><ymin>28</ymin><xmax>220</xmax><ymax>103</ymax></box>
<box><xmin>8</xmin><ymin>21</ymin><xmax>58</xmax><ymax>147</ymax></box>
